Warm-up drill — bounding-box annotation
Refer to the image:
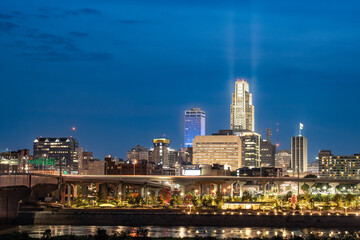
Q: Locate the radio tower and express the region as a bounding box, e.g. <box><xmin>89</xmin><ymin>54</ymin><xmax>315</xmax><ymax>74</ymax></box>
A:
<box><xmin>276</xmin><ymin>123</ymin><xmax>280</xmax><ymax>148</ymax></box>
<box><xmin>71</xmin><ymin>126</ymin><xmax>76</xmax><ymax>138</ymax></box>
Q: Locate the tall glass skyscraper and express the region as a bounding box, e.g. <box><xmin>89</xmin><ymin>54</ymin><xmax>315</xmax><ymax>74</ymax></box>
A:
<box><xmin>184</xmin><ymin>108</ymin><xmax>205</xmax><ymax>147</ymax></box>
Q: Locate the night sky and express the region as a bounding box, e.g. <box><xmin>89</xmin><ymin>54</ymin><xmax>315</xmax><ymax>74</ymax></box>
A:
<box><xmin>1</xmin><ymin>0</ymin><xmax>360</xmax><ymax>162</ymax></box>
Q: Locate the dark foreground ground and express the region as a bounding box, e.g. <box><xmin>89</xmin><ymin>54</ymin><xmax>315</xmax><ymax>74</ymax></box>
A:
<box><xmin>1</xmin><ymin>229</ymin><xmax>360</xmax><ymax>240</ymax></box>
<box><xmin>14</xmin><ymin>208</ymin><xmax>360</xmax><ymax>229</ymax></box>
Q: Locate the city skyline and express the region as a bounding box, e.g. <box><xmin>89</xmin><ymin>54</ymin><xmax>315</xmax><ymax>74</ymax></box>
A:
<box><xmin>1</xmin><ymin>1</ymin><xmax>360</xmax><ymax>162</ymax></box>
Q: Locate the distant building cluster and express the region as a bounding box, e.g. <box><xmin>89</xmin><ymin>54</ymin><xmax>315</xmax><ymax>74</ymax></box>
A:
<box><xmin>2</xmin><ymin>78</ymin><xmax>358</xmax><ymax>179</ymax></box>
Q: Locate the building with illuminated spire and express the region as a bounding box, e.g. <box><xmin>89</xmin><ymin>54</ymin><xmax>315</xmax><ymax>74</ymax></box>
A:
<box><xmin>230</xmin><ymin>79</ymin><xmax>255</xmax><ymax>131</ymax></box>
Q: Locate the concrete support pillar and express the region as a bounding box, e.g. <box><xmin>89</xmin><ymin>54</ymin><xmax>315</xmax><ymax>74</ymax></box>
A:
<box><xmin>199</xmin><ymin>184</ymin><xmax>203</xmax><ymax>197</ymax></box>
<box><xmin>180</xmin><ymin>185</ymin><xmax>186</xmax><ymax>197</ymax></box>
<box><xmin>305</xmin><ymin>182</ymin><xmax>316</xmax><ymax>194</ymax></box>
<box><xmin>263</xmin><ymin>182</ymin><xmax>269</xmax><ymax>195</ymax></box>
<box><xmin>81</xmin><ymin>184</ymin><xmax>88</xmax><ymax>200</ymax></box>
<box><xmin>155</xmin><ymin>188</ymin><xmax>161</xmax><ymax>198</ymax></box>
<box><xmin>101</xmin><ymin>183</ymin><xmax>108</xmax><ymax>199</ymax></box>
<box><xmin>0</xmin><ymin>187</ymin><xmax>30</xmax><ymax>223</ymax></box>
<box><xmin>114</xmin><ymin>184</ymin><xmax>119</xmax><ymax>197</ymax></box>
<box><xmin>145</xmin><ymin>187</ymin><xmax>149</xmax><ymax>200</ymax></box>
<box><xmin>215</xmin><ymin>184</ymin><xmax>221</xmax><ymax>195</ymax></box>
<box><xmin>275</xmin><ymin>182</ymin><xmax>282</xmax><ymax>195</ymax></box>
<box><xmin>141</xmin><ymin>186</ymin><xmax>149</xmax><ymax>203</ymax></box>
<box><xmin>73</xmin><ymin>184</ymin><xmax>78</xmax><ymax>199</ymax></box>
<box><xmin>121</xmin><ymin>184</ymin><xmax>127</xmax><ymax>200</ymax></box>
<box><xmin>54</xmin><ymin>188</ymin><xmax>61</xmax><ymax>202</ymax></box>
<box><xmin>96</xmin><ymin>183</ymin><xmax>100</xmax><ymax>195</ymax></box>
<box><xmin>230</xmin><ymin>183</ymin><xmax>234</xmax><ymax>198</ymax></box>
<box><xmin>60</xmin><ymin>184</ymin><xmax>66</xmax><ymax>204</ymax></box>
<box><xmin>67</xmin><ymin>184</ymin><xmax>72</xmax><ymax>205</ymax></box>
<box><xmin>95</xmin><ymin>183</ymin><xmax>107</xmax><ymax>200</ymax></box>
<box><xmin>238</xmin><ymin>181</ymin><xmax>246</xmax><ymax>198</ymax></box>
<box><xmin>140</xmin><ymin>186</ymin><xmax>145</xmax><ymax>198</ymax></box>
<box><xmin>329</xmin><ymin>183</ymin><xmax>339</xmax><ymax>194</ymax></box>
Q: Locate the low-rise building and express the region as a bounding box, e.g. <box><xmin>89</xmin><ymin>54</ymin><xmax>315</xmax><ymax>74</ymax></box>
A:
<box><xmin>127</xmin><ymin>145</ymin><xmax>149</xmax><ymax>162</ymax></box>
<box><xmin>182</xmin><ymin>164</ymin><xmax>232</xmax><ymax>176</ymax></box>
<box><xmin>319</xmin><ymin>150</ymin><xmax>360</xmax><ymax>179</ymax></box>
<box><xmin>236</xmin><ymin>167</ymin><xmax>282</xmax><ymax>177</ymax></box>
<box><xmin>193</xmin><ymin>135</ymin><xmax>242</xmax><ymax>171</ymax></box>
<box><xmin>275</xmin><ymin>150</ymin><xmax>291</xmax><ymax>171</ymax></box>
<box><xmin>105</xmin><ymin>156</ymin><xmax>162</xmax><ymax>175</ymax></box>
<box><xmin>83</xmin><ymin>159</ymin><xmax>105</xmax><ymax>175</ymax></box>
<box><xmin>307</xmin><ymin>161</ymin><xmax>319</xmax><ymax>174</ymax></box>
<box><xmin>0</xmin><ymin>149</ymin><xmax>31</xmax><ymax>174</ymax></box>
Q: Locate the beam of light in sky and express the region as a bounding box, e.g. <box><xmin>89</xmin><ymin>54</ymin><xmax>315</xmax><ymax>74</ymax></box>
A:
<box><xmin>226</xmin><ymin>10</ymin><xmax>234</xmax><ymax>81</ymax></box>
<box><xmin>250</xmin><ymin>13</ymin><xmax>260</xmax><ymax>102</ymax></box>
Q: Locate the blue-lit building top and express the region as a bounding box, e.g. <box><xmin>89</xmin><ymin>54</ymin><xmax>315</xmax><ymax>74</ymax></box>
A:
<box><xmin>184</xmin><ymin>108</ymin><xmax>206</xmax><ymax>147</ymax></box>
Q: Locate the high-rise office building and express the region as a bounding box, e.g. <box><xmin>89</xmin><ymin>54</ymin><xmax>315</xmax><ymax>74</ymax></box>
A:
<box><xmin>213</xmin><ymin>129</ymin><xmax>261</xmax><ymax>168</ymax></box>
<box><xmin>152</xmin><ymin>138</ymin><xmax>170</xmax><ymax>166</ymax></box>
<box><xmin>260</xmin><ymin>139</ymin><xmax>276</xmax><ymax>167</ymax></box>
<box><xmin>291</xmin><ymin>136</ymin><xmax>308</xmax><ymax>173</ymax></box>
<box><xmin>235</xmin><ymin>130</ymin><xmax>261</xmax><ymax>168</ymax></box>
<box><xmin>319</xmin><ymin>150</ymin><xmax>360</xmax><ymax>179</ymax></box>
<box><xmin>230</xmin><ymin>79</ymin><xmax>255</xmax><ymax>131</ymax></box>
<box><xmin>33</xmin><ymin>137</ymin><xmax>79</xmax><ymax>174</ymax></box>
<box><xmin>193</xmin><ymin>135</ymin><xmax>242</xmax><ymax>170</ymax></box>
<box><xmin>184</xmin><ymin>108</ymin><xmax>206</xmax><ymax>147</ymax></box>
<box><xmin>260</xmin><ymin>129</ymin><xmax>276</xmax><ymax>167</ymax></box>
<box><xmin>150</xmin><ymin>138</ymin><xmax>178</xmax><ymax>175</ymax></box>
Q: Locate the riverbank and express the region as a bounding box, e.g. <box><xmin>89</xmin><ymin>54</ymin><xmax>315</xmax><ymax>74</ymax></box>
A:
<box><xmin>1</xmin><ymin>226</ymin><xmax>360</xmax><ymax>240</ymax></box>
<box><xmin>14</xmin><ymin>208</ymin><xmax>360</xmax><ymax>228</ymax></box>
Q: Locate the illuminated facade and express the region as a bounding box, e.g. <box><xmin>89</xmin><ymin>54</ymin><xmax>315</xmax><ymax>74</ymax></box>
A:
<box><xmin>152</xmin><ymin>138</ymin><xmax>171</xmax><ymax>166</ymax></box>
<box><xmin>33</xmin><ymin>137</ymin><xmax>79</xmax><ymax>174</ymax></box>
<box><xmin>193</xmin><ymin>135</ymin><xmax>242</xmax><ymax>170</ymax></box>
<box><xmin>184</xmin><ymin>108</ymin><xmax>206</xmax><ymax>147</ymax></box>
<box><xmin>319</xmin><ymin>150</ymin><xmax>360</xmax><ymax>179</ymax></box>
<box><xmin>78</xmin><ymin>148</ymin><xmax>94</xmax><ymax>175</ymax></box>
<box><xmin>0</xmin><ymin>149</ymin><xmax>30</xmax><ymax>174</ymax></box>
<box><xmin>234</xmin><ymin>130</ymin><xmax>261</xmax><ymax>168</ymax></box>
<box><xmin>275</xmin><ymin>150</ymin><xmax>291</xmax><ymax>171</ymax></box>
<box><xmin>127</xmin><ymin>145</ymin><xmax>149</xmax><ymax>161</ymax></box>
<box><xmin>260</xmin><ymin>140</ymin><xmax>276</xmax><ymax>167</ymax></box>
<box><xmin>291</xmin><ymin>136</ymin><xmax>308</xmax><ymax>173</ymax></box>
<box><xmin>230</xmin><ymin>79</ymin><xmax>255</xmax><ymax>131</ymax></box>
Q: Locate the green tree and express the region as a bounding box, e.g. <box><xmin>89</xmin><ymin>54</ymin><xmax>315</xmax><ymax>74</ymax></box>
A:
<box><xmin>345</xmin><ymin>193</ymin><xmax>356</xmax><ymax>207</ymax></box>
<box><xmin>301</xmin><ymin>184</ymin><xmax>309</xmax><ymax>193</ymax></box>
<box><xmin>333</xmin><ymin>193</ymin><xmax>343</xmax><ymax>208</ymax></box>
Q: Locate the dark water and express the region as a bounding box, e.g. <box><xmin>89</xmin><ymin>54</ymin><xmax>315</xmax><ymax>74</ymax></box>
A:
<box><xmin>0</xmin><ymin>225</ymin><xmax>357</xmax><ymax>239</ymax></box>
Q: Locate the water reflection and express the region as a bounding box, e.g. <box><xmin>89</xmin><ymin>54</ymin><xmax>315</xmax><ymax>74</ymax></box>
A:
<box><xmin>0</xmin><ymin>225</ymin><xmax>357</xmax><ymax>239</ymax></box>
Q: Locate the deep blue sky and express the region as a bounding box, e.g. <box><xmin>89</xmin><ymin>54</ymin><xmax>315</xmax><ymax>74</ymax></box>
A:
<box><xmin>1</xmin><ymin>0</ymin><xmax>360</xmax><ymax>162</ymax></box>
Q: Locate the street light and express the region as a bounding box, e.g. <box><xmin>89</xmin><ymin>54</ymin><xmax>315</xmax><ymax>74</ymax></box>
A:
<box><xmin>133</xmin><ymin>160</ymin><xmax>137</xmax><ymax>175</ymax></box>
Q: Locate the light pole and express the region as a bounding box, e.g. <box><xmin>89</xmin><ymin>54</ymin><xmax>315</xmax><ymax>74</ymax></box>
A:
<box><xmin>133</xmin><ymin>160</ymin><xmax>137</xmax><ymax>175</ymax></box>
<box><xmin>8</xmin><ymin>149</ymin><xmax>11</xmax><ymax>175</ymax></box>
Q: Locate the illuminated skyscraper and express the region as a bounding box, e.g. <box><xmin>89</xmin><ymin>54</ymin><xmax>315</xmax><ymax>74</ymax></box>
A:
<box><xmin>184</xmin><ymin>108</ymin><xmax>205</xmax><ymax>147</ymax></box>
<box><xmin>230</xmin><ymin>79</ymin><xmax>255</xmax><ymax>131</ymax></box>
<box><xmin>291</xmin><ymin>136</ymin><xmax>308</xmax><ymax>173</ymax></box>
<box><xmin>152</xmin><ymin>138</ymin><xmax>170</xmax><ymax>166</ymax></box>
<box><xmin>33</xmin><ymin>137</ymin><xmax>79</xmax><ymax>174</ymax></box>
